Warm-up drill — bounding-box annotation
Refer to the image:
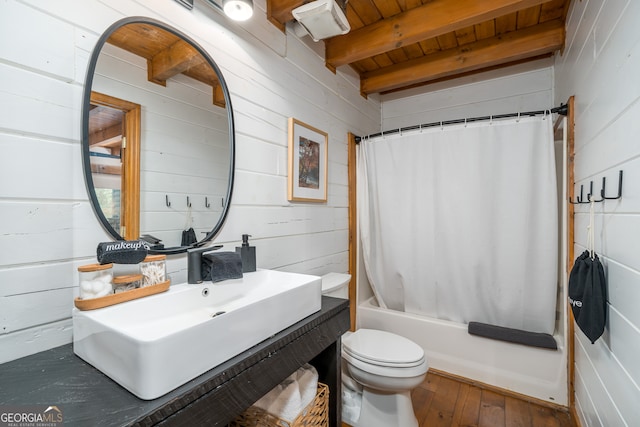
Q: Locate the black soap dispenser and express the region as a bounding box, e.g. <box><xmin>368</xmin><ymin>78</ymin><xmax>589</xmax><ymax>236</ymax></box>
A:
<box><xmin>236</xmin><ymin>234</ymin><xmax>256</xmax><ymax>273</ymax></box>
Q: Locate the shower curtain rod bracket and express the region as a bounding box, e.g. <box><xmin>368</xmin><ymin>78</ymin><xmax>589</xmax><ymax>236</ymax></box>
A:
<box><xmin>556</xmin><ymin>103</ymin><xmax>568</xmax><ymax>116</ymax></box>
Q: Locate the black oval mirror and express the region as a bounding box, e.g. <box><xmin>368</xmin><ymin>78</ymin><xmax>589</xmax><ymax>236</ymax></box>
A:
<box><xmin>82</xmin><ymin>17</ymin><xmax>234</xmax><ymax>254</ymax></box>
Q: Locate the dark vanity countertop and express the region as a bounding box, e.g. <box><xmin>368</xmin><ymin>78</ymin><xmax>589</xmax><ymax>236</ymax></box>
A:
<box><xmin>0</xmin><ymin>296</ymin><xmax>350</xmax><ymax>427</ymax></box>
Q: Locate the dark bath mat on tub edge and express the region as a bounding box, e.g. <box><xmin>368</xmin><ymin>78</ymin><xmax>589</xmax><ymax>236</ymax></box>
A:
<box><xmin>468</xmin><ymin>321</ymin><xmax>557</xmax><ymax>350</ymax></box>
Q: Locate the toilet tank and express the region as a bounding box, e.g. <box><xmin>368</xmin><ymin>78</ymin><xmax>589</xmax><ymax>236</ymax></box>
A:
<box><xmin>321</xmin><ymin>272</ymin><xmax>351</xmax><ymax>299</ymax></box>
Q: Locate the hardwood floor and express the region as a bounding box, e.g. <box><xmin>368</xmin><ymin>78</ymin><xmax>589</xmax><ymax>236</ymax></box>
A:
<box><xmin>410</xmin><ymin>370</ymin><xmax>575</xmax><ymax>427</ymax></box>
<box><xmin>342</xmin><ymin>370</ymin><xmax>575</xmax><ymax>427</ymax></box>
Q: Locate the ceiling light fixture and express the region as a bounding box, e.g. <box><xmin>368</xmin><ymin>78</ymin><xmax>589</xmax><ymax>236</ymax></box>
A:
<box><xmin>204</xmin><ymin>0</ymin><xmax>254</xmax><ymax>21</ymax></box>
<box><xmin>222</xmin><ymin>0</ymin><xmax>254</xmax><ymax>21</ymax></box>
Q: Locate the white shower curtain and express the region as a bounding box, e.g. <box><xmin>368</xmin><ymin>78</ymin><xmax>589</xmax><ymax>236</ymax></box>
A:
<box><xmin>358</xmin><ymin>116</ymin><xmax>558</xmax><ymax>334</ymax></box>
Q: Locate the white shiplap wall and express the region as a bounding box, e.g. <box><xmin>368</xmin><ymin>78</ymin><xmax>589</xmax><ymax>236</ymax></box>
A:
<box><xmin>0</xmin><ymin>0</ymin><xmax>379</xmax><ymax>363</ymax></box>
<box><xmin>555</xmin><ymin>0</ymin><xmax>640</xmax><ymax>425</ymax></box>
<box><xmin>380</xmin><ymin>58</ymin><xmax>554</xmax><ymax>132</ymax></box>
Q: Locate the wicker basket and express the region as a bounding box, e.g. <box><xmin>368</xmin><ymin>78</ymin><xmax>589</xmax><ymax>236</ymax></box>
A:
<box><xmin>230</xmin><ymin>382</ymin><xmax>329</xmax><ymax>427</ymax></box>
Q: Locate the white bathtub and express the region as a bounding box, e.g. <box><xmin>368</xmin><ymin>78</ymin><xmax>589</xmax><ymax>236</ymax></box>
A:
<box><xmin>356</xmin><ymin>296</ymin><xmax>568</xmax><ymax>405</ymax></box>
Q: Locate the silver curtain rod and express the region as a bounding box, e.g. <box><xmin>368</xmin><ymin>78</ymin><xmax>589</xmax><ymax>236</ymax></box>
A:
<box><xmin>354</xmin><ymin>104</ymin><xmax>569</xmax><ymax>143</ymax></box>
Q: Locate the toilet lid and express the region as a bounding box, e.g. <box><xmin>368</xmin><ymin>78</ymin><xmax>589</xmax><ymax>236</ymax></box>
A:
<box><xmin>321</xmin><ymin>272</ymin><xmax>350</xmax><ymax>293</ymax></box>
<box><xmin>343</xmin><ymin>329</ymin><xmax>424</xmax><ymax>367</ymax></box>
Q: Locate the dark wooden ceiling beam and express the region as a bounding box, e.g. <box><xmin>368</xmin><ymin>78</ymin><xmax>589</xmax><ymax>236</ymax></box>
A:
<box><xmin>325</xmin><ymin>0</ymin><xmax>554</xmax><ymax>69</ymax></box>
<box><xmin>360</xmin><ymin>19</ymin><xmax>564</xmax><ymax>94</ymax></box>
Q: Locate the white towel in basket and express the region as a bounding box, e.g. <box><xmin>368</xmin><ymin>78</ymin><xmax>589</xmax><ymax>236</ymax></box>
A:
<box><xmin>267</xmin><ymin>380</ymin><xmax>302</xmax><ymax>422</ymax></box>
<box><xmin>252</xmin><ymin>364</ymin><xmax>319</xmax><ymax>422</ymax></box>
<box><xmin>297</xmin><ymin>364</ymin><xmax>319</xmax><ymax>410</ymax></box>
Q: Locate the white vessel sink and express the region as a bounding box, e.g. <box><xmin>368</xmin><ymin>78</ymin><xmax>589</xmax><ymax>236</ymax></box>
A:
<box><xmin>73</xmin><ymin>269</ymin><xmax>321</xmax><ymax>399</ymax></box>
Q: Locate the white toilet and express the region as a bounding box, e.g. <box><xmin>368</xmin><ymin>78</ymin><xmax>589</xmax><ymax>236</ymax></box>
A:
<box><xmin>319</xmin><ymin>273</ymin><xmax>428</xmax><ymax>426</ymax></box>
<box><xmin>320</xmin><ymin>272</ymin><xmax>350</xmax><ymax>298</ymax></box>
<box><xmin>341</xmin><ymin>329</ymin><xmax>428</xmax><ymax>427</ymax></box>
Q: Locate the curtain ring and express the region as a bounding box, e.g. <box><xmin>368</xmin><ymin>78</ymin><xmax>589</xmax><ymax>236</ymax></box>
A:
<box><xmin>440</xmin><ymin>121</ymin><xmax>443</xmax><ymax>130</ymax></box>
<box><xmin>464</xmin><ymin>118</ymin><xmax>467</xmax><ymax>127</ymax></box>
<box><xmin>490</xmin><ymin>115</ymin><xmax>493</xmax><ymax>125</ymax></box>
<box><xmin>517</xmin><ymin>112</ymin><xmax>521</xmax><ymax>123</ymax></box>
<box><xmin>419</xmin><ymin>124</ymin><xmax>423</xmax><ymax>133</ymax></box>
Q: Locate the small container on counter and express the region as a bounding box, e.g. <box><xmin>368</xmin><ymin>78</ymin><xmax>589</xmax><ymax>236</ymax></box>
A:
<box><xmin>140</xmin><ymin>254</ymin><xmax>167</xmax><ymax>287</ymax></box>
<box><xmin>78</xmin><ymin>263</ymin><xmax>113</xmax><ymax>300</ymax></box>
<box><xmin>112</xmin><ymin>274</ymin><xmax>143</xmax><ymax>293</ymax></box>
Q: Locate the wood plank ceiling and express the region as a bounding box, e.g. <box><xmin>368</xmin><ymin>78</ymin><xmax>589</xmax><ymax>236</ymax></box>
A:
<box><xmin>267</xmin><ymin>0</ymin><xmax>571</xmax><ymax>95</ymax></box>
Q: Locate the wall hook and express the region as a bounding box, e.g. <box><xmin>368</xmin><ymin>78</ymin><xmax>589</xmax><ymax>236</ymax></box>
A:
<box><xmin>569</xmin><ymin>171</ymin><xmax>624</xmax><ymax>205</ymax></box>
<box><xmin>569</xmin><ymin>184</ymin><xmax>585</xmax><ymax>204</ymax></box>
<box><xmin>187</xmin><ymin>196</ymin><xmax>192</xmax><ymax>208</ymax></box>
<box><xmin>166</xmin><ymin>195</ymin><xmax>171</xmax><ymax>207</ymax></box>
<box><xmin>600</xmin><ymin>170</ymin><xmax>624</xmax><ymax>200</ymax></box>
<box><xmin>585</xmin><ymin>180</ymin><xmax>597</xmax><ymax>202</ymax></box>
<box><xmin>570</xmin><ymin>182</ymin><xmax>594</xmax><ymax>204</ymax></box>
<box><xmin>205</xmin><ymin>197</ymin><xmax>210</xmax><ymax>208</ymax></box>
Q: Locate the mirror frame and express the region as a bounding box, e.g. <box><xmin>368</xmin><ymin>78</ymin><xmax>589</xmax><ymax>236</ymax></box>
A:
<box><xmin>81</xmin><ymin>16</ymin><xmax>235</xmax><ymax>254</ymax></box>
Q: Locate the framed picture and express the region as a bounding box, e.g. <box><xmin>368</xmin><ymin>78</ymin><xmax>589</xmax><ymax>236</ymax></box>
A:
<box><xmin>288</xmin><ymin>118</ymin><xmax>328</xmax><ymax>202</ymax></box>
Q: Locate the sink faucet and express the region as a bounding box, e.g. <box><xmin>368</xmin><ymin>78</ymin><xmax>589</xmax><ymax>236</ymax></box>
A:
<box><xmin>187</xmin><ymin>245</ymin><xmax>222</xmax><ymax>284</ymax></box>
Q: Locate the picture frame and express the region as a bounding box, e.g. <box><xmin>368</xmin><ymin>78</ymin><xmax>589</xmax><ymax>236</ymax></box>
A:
<box><xmin>287</xmin><ymin>117</ymin><xmax>328</xmax><ymax>202</ymax></box>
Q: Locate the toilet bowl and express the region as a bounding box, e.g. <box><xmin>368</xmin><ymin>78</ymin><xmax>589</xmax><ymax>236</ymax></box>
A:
<box><xmin>342</xmin><ymin>329</ymin><xmax>428</xmax><ymax>427</ymax></box>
